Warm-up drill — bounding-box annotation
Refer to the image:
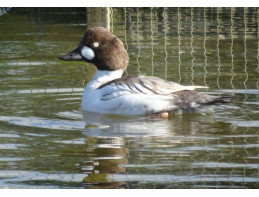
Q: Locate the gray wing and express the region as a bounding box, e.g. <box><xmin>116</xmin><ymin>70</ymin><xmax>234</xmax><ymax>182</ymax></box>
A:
<box><xmin>98</xmin><ymin>75</ymin><xmax>232</xmax><ymax>110</ymax></box>
<box><xmin>98</xmin><ymin>75</ymin><xmax>208</xmax><ymax>95</ymax></box>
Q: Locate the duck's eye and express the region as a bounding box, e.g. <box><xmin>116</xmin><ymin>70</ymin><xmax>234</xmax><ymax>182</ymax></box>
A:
<box><xmin>93</xmin><ymin>42</ymin><xmax>99</xmax><ymax>48</ymax></box>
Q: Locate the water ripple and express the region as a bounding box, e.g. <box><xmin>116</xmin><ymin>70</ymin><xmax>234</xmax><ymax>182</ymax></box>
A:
<box><xmin>0</xmin><ymin>116</ymin><xmax>85</xmax><ymax>131</ymax></box>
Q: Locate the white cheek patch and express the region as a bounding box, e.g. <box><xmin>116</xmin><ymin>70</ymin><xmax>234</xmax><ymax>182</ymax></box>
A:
<box><xmin>81</xmin><ymin>46</ymin><xmax>95</xmax><ymax>60</ymax></box>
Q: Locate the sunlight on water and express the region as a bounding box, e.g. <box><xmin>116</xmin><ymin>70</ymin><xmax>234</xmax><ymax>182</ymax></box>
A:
<box><xmin>0</xmin><ymin>116</ymin><xmax>85</xmax><ymax>130</ymax></box>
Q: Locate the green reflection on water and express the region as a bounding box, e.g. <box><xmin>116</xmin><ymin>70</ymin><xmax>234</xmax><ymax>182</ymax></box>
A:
<box><xmin>0</xmin><ymin>7</ymin><xmax>259</xmax><ymax>189</ymax></box>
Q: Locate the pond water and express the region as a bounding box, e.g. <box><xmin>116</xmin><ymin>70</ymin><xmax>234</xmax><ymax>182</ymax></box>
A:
<box><xmin>0</xmin><ymin>7</ymin><xmax>259</xmax><ymax>189</ymax></box>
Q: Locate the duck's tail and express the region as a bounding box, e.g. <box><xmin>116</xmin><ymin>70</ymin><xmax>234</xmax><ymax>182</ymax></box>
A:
<box><xmin>205</xmin><ymin>95</ymin><xmax>235</xmax><ymax>105</ymax></box>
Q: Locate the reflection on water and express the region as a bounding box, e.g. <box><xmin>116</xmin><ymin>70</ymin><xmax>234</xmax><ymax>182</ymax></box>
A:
<box><xmin>82</xmin><ymin>110</ymin><xmax>259</xmax><ymax>188</ymax></box>
<box><xmin>82</xmin><ymin>111</ymin><xmax>224</xmax><ymax>137</ymax></box>
<box><xmin>0</xmin><ymin>8</ymin><xmax>259</xmax><ymax>188</ymax></box>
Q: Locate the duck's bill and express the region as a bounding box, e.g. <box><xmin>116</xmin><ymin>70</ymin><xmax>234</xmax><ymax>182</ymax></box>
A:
<box><xmin>59</xmin><ymin>46</ymin><xmax>83</xmax><ymax>61</ymax></box>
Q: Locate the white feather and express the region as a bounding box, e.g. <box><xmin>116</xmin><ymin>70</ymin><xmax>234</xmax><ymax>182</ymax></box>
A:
<box><xmin>81</xmin><ymin>46</ymin><xmax>95</xmax><ymax>60</ymax></box>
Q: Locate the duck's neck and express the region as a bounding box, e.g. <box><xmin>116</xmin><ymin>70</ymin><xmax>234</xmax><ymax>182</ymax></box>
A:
<box><xmin>93</xmin><ymin>69</ymin><xmax>124</xmax><ymax>81</ymax></box>
<box><xmin>88</xmin><ymin>69</ymin><xmax>124</xmax><ymax>89</ymax></box>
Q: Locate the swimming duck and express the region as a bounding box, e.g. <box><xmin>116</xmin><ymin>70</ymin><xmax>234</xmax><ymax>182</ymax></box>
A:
<box><xmin>59</xmin><ymin>27</ymin><xmax>232</xmax><ymax>117</ymax></box>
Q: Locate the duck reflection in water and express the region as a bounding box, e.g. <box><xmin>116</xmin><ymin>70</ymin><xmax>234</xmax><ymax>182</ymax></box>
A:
<box><xmin>81</xmin><ymin>111</ymin><xmax>231</xmax><ymax>188</ymax></box>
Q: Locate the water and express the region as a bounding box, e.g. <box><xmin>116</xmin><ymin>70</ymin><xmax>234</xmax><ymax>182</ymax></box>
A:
<box><xmin>0</xmin><ymin>7</ymin><xmax>259</xmax><ymax>189</ymax></box>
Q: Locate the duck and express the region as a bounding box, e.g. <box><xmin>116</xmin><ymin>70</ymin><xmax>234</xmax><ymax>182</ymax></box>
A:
<box><xmin>59</xmin><ymin>27</ymin><xmax>232</xmax><ymax>117</ymax></box>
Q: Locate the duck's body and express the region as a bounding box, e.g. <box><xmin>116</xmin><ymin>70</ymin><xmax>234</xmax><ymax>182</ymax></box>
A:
<box><xmin>82</xmin><ymin>70</ymin><xmax>178</xmax><ymax>115</ymax></box>
<box><xmin>59</xmin><ymin>27</ymin><xmax>232</xmax><ymax>116</ymax></box>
